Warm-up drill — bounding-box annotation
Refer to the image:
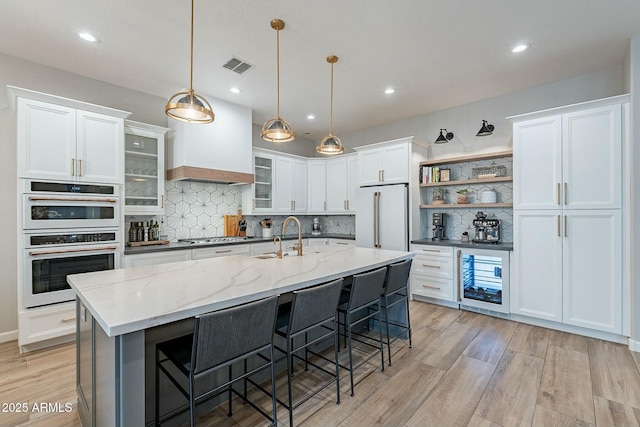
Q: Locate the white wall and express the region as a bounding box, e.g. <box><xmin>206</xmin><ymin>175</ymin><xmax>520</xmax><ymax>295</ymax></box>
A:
<box><xmin>251</xmin><ymin>123</ymin><xmax>317</xmax><ymax>157</ymax></box>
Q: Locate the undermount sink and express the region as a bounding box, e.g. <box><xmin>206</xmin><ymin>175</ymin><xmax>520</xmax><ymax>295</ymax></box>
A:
<box><xmin>253</xmin><ymin>251</ymin><xmax>299</xmax><ymax>259</ymax></box>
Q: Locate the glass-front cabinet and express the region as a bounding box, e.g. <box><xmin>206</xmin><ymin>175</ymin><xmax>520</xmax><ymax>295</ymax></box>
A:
<box><xmin>124</xmin><ymin>120</ymin><xmax>168</xmax><ymax>215</ymax></box>
<box><xmin>253</xmin><ymin>152</ymin><xmax>275</xmax><ymax>211</ymax></box>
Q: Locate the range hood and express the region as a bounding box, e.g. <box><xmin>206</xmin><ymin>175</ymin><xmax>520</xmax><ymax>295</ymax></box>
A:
<box><xmin>166</xmin><ymin>95</ymin><xmax>254</xmax><ymax>184</ymax></box>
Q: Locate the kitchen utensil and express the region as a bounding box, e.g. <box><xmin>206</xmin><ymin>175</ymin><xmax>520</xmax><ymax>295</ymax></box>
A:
<box><xmin>224</xmin><ymin>215</ymin><xmax>239</xmax><ymax>236</ymax></box>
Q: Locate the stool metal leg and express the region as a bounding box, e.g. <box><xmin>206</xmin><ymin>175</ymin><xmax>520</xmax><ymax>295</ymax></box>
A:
<box><xmin>406</xmin><ymin>297</ymin><xmax>413</xmax><ymax>348</ymax></box>
<box><xmin>384</xmin><ymin>295</ymin><xmax>392</xmax><ymax>366</ymax></box>
<box><xmin>189</xmin><ymin>375</ymin><xmax>196</xmax><ymax>427</ymax></box>
<box><xmin>287</xmin><ymin>336</ymin><xmax>294</xmax><ymax>427</ymax></box>
<box><xmin>228</xmin><ymin>365</ymin><xmax>233</xmax><ymax>416</ymax></box>
<box><xmin>347</xmin><ymin>313</ymin><xmax>355</xmax><ymax>397</ymax></box>
<box><xmin>269</xmin><ymin>346</ymin><xmax>278</xmax><ymax>427</ymax></box>
<box><xmin>155</xmin><ymin>347</ymin><xmax>160</xmax><ymax>426</ymax></box>
<box><xmin>333</xmin><ymin>314</ymin><xmax>341</xmax><ymax>405</ymax></box>
<box><xmin>377</xmin><ymin>301</ymin><xmax>385</xmax><ymax>372</ymax></box>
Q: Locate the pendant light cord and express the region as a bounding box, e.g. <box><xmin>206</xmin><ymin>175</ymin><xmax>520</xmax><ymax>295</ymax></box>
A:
<box><xmin>329</xmin><ymin>60</ymin><xmax>334</xmax><ymax>135</ymax></box>
<box><xmin>188</xmin><ymin>0</ymin><xmax>194</xmax><ymax>96</ymax></box>
<box><xmin>276</xmin><ymin>27</ymin><xmax>281</xmax><ymax>118</ymax></box>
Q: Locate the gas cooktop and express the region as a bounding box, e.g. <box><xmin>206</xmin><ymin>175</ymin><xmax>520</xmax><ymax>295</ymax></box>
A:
<box><xmin>177</xmin><ymin>236</ymin><xmax>248</xmax><ymax>245</ymax></box>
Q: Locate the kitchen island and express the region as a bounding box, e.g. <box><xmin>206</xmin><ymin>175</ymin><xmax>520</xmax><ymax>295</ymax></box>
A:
<box><xmin>67</xmin><ymin>245</ymin><xmax>413</xmax><ymax>426</ymax></box>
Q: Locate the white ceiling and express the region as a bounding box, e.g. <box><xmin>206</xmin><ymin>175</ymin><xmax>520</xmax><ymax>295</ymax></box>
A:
<box><xmin>1</xmin><ymin>1</ymin><xmax>639</xmax><ymax>139</ymax></box>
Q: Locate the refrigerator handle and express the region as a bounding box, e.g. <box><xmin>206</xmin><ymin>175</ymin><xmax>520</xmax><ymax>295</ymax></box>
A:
<box><xmin>456</xmin><ymin>250</ymin><xmax>462</xmax><ymax>302</ymax></box>
<box><xmin>373</xmin><ymin>191</ymin><xmax>381</xmax><ymax>248</ymax></box>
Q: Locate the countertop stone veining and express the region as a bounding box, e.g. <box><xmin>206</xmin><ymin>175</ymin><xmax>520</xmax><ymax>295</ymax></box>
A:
<box><xmin>68</xmin><ymin>245</ymin><xmax>410</xmax><ymax>337</ymax></box>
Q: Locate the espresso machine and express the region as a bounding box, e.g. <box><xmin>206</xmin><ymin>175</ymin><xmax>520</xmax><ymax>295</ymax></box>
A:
<box><xmin>472</xmin><ymin>211</ymin><xmax>501</xmax><ymax>243</ymax></box>
<box><xmin>432</xmin><ymin>212</ymin><xmax>447</xmax><ymax>241</ymax></box>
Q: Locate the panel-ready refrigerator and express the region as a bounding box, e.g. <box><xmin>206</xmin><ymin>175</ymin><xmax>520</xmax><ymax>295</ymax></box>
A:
<box><xmin>356</xmin><ymin>184</ymin><xmax>408</xmax><ymax>251</ymax></box>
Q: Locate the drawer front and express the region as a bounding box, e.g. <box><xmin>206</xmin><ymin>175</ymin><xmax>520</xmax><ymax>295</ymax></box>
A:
<box><xmin>411</xmin><ymin>244</ymin><xmax>454</xmax><ymax>258</ymax></box>
<box><xmin>192</xmin><ymin>244</ymin><xmax>250</xmax><ymax>260</ymax></box>
<box><xmin>19</xmin><ymin>303</ymin><xmax>76</xmax><ymax>345</ymax></box>
<box><xmin>411</xmin><ymin>274</ymin><xmax>455</xmax><ymax>302</ymax></box>
<box><xmin>327</xmin><ymin>238</ymin><xmax>356</xmax><ymax>247</ymax></box>
<box><xmin>412</xmin><ymin>255</ymin><xmax>454</xmax><ymax>280</ymax></box>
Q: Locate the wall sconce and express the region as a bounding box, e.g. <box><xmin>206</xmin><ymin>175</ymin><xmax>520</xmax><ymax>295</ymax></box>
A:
<box><xmin>434</xmin><ymin>129</ymin><xmax>454</xmax><ymax>144</ymax></box>
<box><xmin>476</xmin><ymin>120</ymin><xmax>495</xmax><ymax>137</ymax></box>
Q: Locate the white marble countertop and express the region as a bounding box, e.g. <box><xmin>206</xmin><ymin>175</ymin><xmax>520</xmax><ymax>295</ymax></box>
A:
<box><xmin>67</xmin><ymin>245</ymin><xmax>413</xmax><ymax>337</ymax></box>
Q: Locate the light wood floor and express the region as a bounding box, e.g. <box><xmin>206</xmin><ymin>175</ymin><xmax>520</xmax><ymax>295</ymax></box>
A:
<box><xmin>3</xmin><ymin>301</ymin><xmax>640</xmax><ymax>427</ymax></box>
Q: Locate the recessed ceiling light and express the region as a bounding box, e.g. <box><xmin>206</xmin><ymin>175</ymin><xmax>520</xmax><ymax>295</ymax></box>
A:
<box><xmin>230</xmin><ymin>87</ymin><xmax>242</xmax><ymax>94</ymax></box>
<box><xmin>512</xmin><ymin>44</ymin><xmax>529</xmax><ymax>53</ymax></box>
<box><xmin>307</xmin><ymin>114</ymin><xmax>316</xmax><ymax>120</ymax></box>
<box><xmin>384</xmin><ymin>88</ymin><xmax>395</xmax><ymax>95</ymax></box>
<box><xmin>76</xmin><ymin>31</ymin><xmax>100</xmax><ymax>43</ymax></box>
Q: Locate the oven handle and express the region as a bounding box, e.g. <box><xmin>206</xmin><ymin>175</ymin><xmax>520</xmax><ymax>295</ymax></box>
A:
<box><xmin>28</xmin><ymin>196</ymin><xmax>118</xmax><ymax>203</ymax></box>
<box><xmin>29</xmin><ymin>246</ymin><xmax>118</xmax><ymax>256</ymax></box>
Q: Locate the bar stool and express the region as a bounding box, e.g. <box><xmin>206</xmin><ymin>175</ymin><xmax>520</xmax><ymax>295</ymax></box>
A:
<box><xmin>259</xmin><ymin>278</ymin><xmax>343</xmax><ymax>427</ymax></box>
<box><xmin>379</xmin><ymin>258</ymin><xmax>413</xmax><ymax>366</ymax></box>
<box><xmin>155</xmin><ymin>296</ymin><xmax>279</xmax><ymax>427</ymax></box>
<box><xmin>337</xmin><ymin>266</ymin><xmax>387</xmax><ymax>396</ymax></box>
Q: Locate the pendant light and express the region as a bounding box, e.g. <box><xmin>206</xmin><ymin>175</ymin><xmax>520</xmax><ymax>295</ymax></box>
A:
<box><xmin>317</xmin><ymin>55</ymin><xmax>344</xmax><ymax>155</ymax></box>
<box><xmin>165</xmin><ymin>0</ymin><xmax>214</xmax><ymax>124</ymax></box>
<box><xmin>476</xmin><ymin>120</ymin><xmax>495</xmax><ymax>137</ymax></box>
<box><xmin>261</xmin><ymin>19</ymin><xmax>295</xmax><ymax>143</ymax></box>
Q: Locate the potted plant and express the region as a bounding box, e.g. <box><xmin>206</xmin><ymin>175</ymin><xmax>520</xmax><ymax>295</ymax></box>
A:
<box><xmin>456</xmin><ymin>189</ymin><xmax>469</xmax><ymax>204</ymax></box>
<box><xmin>432</xmin><ymin>188</ymin><xmax>446</xmax><ymax>205</ymax></box>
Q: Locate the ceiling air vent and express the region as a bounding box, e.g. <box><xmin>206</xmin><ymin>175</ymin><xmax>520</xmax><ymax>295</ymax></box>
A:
<box><xmin>222</xmin><ymin>57</ymin><xmax>254</xmax><ymax>74</ymax></box>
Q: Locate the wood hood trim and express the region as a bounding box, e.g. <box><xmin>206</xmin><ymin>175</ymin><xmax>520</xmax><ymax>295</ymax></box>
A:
<box><xmin>166</xmin><ymin>166</ymin><xmax>254</xmax><ymax>184</ymax></box>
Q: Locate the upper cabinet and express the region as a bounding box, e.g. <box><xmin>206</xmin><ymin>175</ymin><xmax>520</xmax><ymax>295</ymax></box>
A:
<box><xmin>307</xmin><ymin>160</ymin><xmax>327</xmax><ymax>213</ymax></box>
<box><xmin>325</xmin><ymin>154</ymin><xmax>358</xmax><ymax>213</ymax></box>
<box><xmin>274</xmin><ymin>156</ymin><xmax>307</xmax><ymax>213</ymax></box>
<box><xmin>242</xmin><ymin>151</ymin><xmax>275</xmax><ymax>214</ymax></box>
<box><xmin>355</xmin><ymin>138</ymin><xmax>411</xmax><ymax>186</ymax></box>
<box><xmin>16</xmin><ymin>95</ymin><xmax>129</xmax><ymax>184</ymax></box>
<box><xmin>124</xmin><ymin>120</ymin><xmax>169</xmax><ymax>215</ymax></box>
<box><xmin>512</xmin><ymin>99</ymin><xmax>623</xmax><ymax>210</ymax></box>
<box><xmin>166</xmin><ymin>96</ymin><xmax>253</xmax><ymax>184</ymax></box>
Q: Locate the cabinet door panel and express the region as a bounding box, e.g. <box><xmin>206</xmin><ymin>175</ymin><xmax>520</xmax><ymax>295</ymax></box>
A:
<box><xmin>513</xmin><ymin>115</ymin><xmax>562</xmax><ymax>209</ymax></box>
<box><xmin>346</xmin><ymin>155</ymin><xmax>358</xmax><ymax>212</ymax></box>
<box><xmin>562</xmin><ymin>105</ymin><xmax>621</xmax><ymax>209</ymax></box>
<box><xmin>77</xmin><ymin>111</ymin><xmax>124</xmax><ymax>184</ymax></box>
<box><xmin>512</xmin><ymin>211</ymin><xmax>563</xmax><ymax>321</ymax></box>
<box><xmin>274</xmin><ymin>157</ymin><xmax>293</xmax><ymax>212</ymax></box>
<box><xmin>357</xmin><ymin>149</ymin><xmax>382</xmax><ymax>186</ymax></box>
<box><xmin>307</xmin><ymin>160</ymin><xmax>326</xmax><ymax>213</ymax></box>
<box><xmin>326</xmin><ymin>158</ymin><xmax>347</xmax><ymax>212</ymax></box>
<box><xmin>380</xmin><ymin>143</ymin><xmax>410</xmax><ymax>184</ymax></box>
<box><xmin>292</xmin><ymin>159</ymin><xmax>307</xmax><ymax>212</ymax></box>
<box><xmin>17</xmin><ymin>98</ymin><xmax>76</xmax><ymax>180</ymax></box>
<box><xmin>562</xmin><ymin>211</ymin><xmax>621</xmax><ymax>333</ymax></box>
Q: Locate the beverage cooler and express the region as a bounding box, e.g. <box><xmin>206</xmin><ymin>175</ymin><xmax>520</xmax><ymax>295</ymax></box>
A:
<box><xmin>457</xmin><ymin>248</ymin><xmax>510</xmax><ymax>314</ymax></box>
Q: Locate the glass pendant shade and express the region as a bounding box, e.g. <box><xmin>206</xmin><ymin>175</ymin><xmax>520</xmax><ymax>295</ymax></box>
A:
<box><xmin>476</xmin><ymin>120</ymin><xmax>495</xmax><ymax>136</ymax></box>
<box><xmin>317</xmin><ymin>134</ymin><xmax>344</xmax><ymax>154</ymax></box>
<box><xmin>165</xmin><ymin>89</ymin><xmax>214</xmax><ymax>124</ymax></box>
<box><xmin>165</xmin><ymin>0</ymin><xmax>214</xmax><ymax>124</ymax></box>
<box><xmin>261</xmin><ymin>117</ymin><xmax>296</xmax><ymax>143</ymax></box>
<box><xmin>262</xmin><ymin>19</ymin><xmax>295</xmax><ymax>143</ymax></box>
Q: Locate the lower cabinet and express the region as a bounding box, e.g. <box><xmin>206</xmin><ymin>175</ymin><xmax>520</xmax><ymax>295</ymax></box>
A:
<box><xmin>124</xmin><ymin>250</ymin><xmax>192</xmax><ymax>268</ymax></box>
<box><xmin>513</xmin><ymin>210</ymin><xmax>622</xmax><ymax>334</ymax></box>
<box><xmin>410</xmin><ymin>244</ymin><xmax>456</xmax><ymax>302</ymax></box>
<box><xmin>18</xmin><ymin>301</ymin><xmax>76</xmax><ymax>350</ymax></box>
<box><xmin>191</xmin><ymin>244</ymin><xmax>250</xmax><ymax>260</ymax></box>
<box><xmin>327</xmin><ymin>238</ymin><xmax>356</xmax><ymax>247</ymax></box>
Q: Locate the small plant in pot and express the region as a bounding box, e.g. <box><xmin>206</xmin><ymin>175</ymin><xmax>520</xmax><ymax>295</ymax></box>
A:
<box><xmin>456</xmin><ymin>189</ymin><xmax>469</xmax><ymax>204</ymax></box>
<box><xmin>432</xmin><ymin>188</ymin><xmax>446</xmax><ymax>205</ymax></box>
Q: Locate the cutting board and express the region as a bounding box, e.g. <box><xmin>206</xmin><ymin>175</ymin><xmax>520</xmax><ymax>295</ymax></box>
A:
<box><xmin>224</xmin><ymin>215</ymin><xmax>239</xmax><ymax>236</ymax></box>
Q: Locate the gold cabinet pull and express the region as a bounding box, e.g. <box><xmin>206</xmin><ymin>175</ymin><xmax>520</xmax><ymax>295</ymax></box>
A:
<box><xmin>78</xmin><ymin>159</ymin><xmax>83</xmax><ymax>177</ymax></box>
<box><xmin>161</xmin><ymin>195</ymin><xmax>164</xmax><ymax>208</ymax></box>
<box><xmin>215</xmin><ymin>249</ymin><xmax>232</xmax><ymax>254</ymax></box>
<box><xmin>557</xmin><ymin>215</ymin><xmax>561</xmax><ymax>237</ymax></box>
<box><xmin>422</xmin><ymin>284</ymin><xmax>441</xmax><ymax>290</ymax></box>
<box><xmin>71</xmin><ymin>158</ymin><xmax>76</xmax><ymax>176</ymax></box>
<box><xmin>422</xmin><ymin>264</ymin><xmax>441</xmax><ymax>268</ymax></box>
<box><xmin>564</xmin><ymin>215</ymin><xmax>567</xmax><ymax>237</ymax></box>
<box><xmin>381</xmin><ymin>170</ymin><xmax>385</xmax><ymax>182</ymax></box>
<box><xmin>421</xmin><ymin>248</ymin><xmax>441</xmax><ymax>252</ymax></box>
<box><xmin>564</xmin><ymin>182</ymin><xmax>568</xmax><ymax>205</ymax></box>
<box><xmin>61</xmin><ymin>317</ymin><xmax>76</xmax><ymax>324</ymax></box>
<box><xmin>557</xmin><ymin>183</ymin><xmax>561</xmax><ymax>205</ymax></box>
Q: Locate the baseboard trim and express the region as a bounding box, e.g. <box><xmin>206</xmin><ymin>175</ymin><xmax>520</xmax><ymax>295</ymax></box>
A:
<box><xmin>0</xmin><ymin>330</ymin><xmax>18</xmax><ymax>344</ymax></box>
<box><xmin>629</xmin><ymin>339</ymin><xmax>640</xmax><ymax>353</ymax></box>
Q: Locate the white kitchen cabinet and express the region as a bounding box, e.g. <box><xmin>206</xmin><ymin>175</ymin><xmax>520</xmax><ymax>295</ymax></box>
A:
<box><xmin>307</xmin><ymin>160</ymin><xmax>327</xmax><ymax>213</ymax></box>
<box><xmin>355</xmin><ymin>139</ymin><xmax>410</xmax><ymax>186</ymax></box>
<box><xmin>191</xmin><ymin>244</ymin><xmax>250</xmax><ymax>260</ymax></box>
<box><xmin>274</xmin><ymin>156</ymin><xmax>307</xmax><ymax>213</ymax></box>
<box><xmin>513</xmin><ymin>101</ymin><xmax>622</xmax><ymax>210</ymax></box>
<box><xmin>327</xmin><ymin>238</ymin><xmax>356</xmax><ymax>247</ymax></box>
<box><xmin>326</xmin><ymin>154</ymin><xmax>358</xmax><ymax>213</ymax></box>
<box><xmin>307</xmin><ymin>238</ymin><xmax>328</xmax><ymax>247</ymax></box>
<box><xmin>410</xmin><ymin>244</ymin><xmax>456</xmax><ymax>303</ymax></box>
<box><xmin>511</xmin><ymin>211</ymin><xmax>563</xmax><ymax>322</ymax></box>
<box><xmin>124</xmin><ymin>120</ymin><xmax>168</xmax><ymax>215</ymax></box>
<box><xmin>243</xmin><ymin>151</ymin><xmax>275</xmax><ymax>214</ymax></box>
<box><xmin>17</xmin><ymin>96</ymin><xmax>127</xmax><ymax>184</ymax></box>
<box><xmin>562</xmin><ymin>210</ymin><xmax>622</xmax><ymax>333</ymax></box>
<box><xmin>18</xmin><ymin>301</ymin><xmax>76</xmax><ymax>351</ymax></box>
<box><xmin>124</xmin><ymin>250</ymin><xmax>191</xmax><ymax>267</ymax></box>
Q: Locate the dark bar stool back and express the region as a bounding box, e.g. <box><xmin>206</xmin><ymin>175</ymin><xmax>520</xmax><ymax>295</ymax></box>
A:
<box><xmin>381</xmin><ymin>258</ymin><xmax>413</xmax><ymax>365</ymax></box>
<box><xmin>155</xmin><ymin>296</ymin><xmax>279</xmax><ymax>427</ymax></box>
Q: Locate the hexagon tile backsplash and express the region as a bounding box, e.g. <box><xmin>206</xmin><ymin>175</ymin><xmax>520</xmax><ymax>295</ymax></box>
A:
<box><xmin>125</xmin><ymin>180</ymin><xmax>355</xmax><ymax>242</ymax></box>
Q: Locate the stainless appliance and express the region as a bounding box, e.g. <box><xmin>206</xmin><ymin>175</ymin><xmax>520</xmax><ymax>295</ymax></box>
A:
<box><xmin>23</xmin><ymin>180</ymin><xmax>120</xmax><ymax>229</ymax></box>
<box><xmin>356</xmin><ymin>184</ymin><xmax>408</xmax><ymax>251</ymax></box>
<box><xmin>432</xmin><ymin>212</ymin><xmax>447</xmax><ymax>241</ymax></box>
<box><xmin>472</xmin><ymin>211</ymin><xmax>501</xmax><ymax>243</ymax></box>
<box><xmin>23</xmin><ymin>229</ymin><xmax>120</xmax><ymax>308</ymax></box>
<box><xmin>178</xmin><ymin>236</ymin><xmax>248</xmax><ymax>245</ymax></box>
<box><xmin>312</xmin><ymin>217</ymin><xmax>321</xmax><ymax>236</ymax></box>
<box><xmin>457</xmin><ymin>248</ymin><xmax>510</xmax><ymax>314</ymax></box>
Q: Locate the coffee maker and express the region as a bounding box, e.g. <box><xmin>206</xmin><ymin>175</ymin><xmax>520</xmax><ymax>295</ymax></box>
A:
<box><xmin>472</xmin><ymin>211</ymin><xmax>501</xmax><ymax>243</ymax></box>
<box><xmin>432</xmin><ymin>213</ymin><xmax>447</xmax><ymax>241</ymax></box>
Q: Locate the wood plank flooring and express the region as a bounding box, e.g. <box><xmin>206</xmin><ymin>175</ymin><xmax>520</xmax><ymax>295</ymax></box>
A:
<box><xmin>2</xmin><ymin>301</ymin><xmax>640</xmax><ymax>427</ymax></box>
